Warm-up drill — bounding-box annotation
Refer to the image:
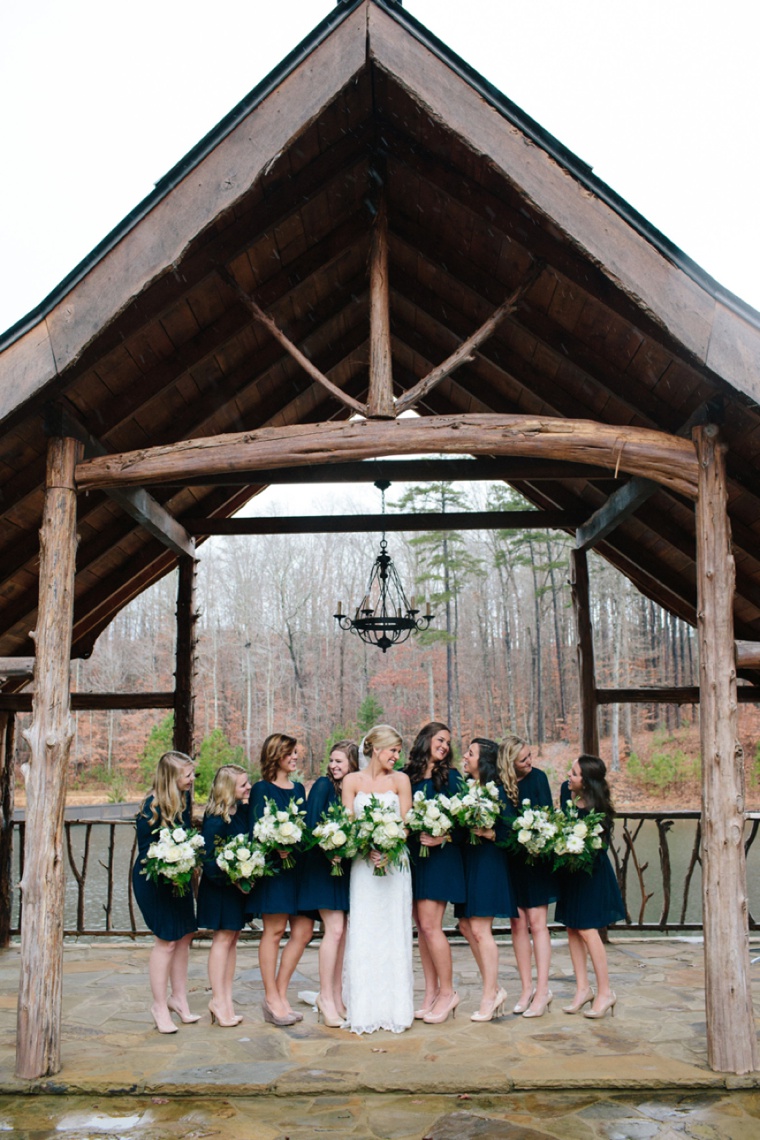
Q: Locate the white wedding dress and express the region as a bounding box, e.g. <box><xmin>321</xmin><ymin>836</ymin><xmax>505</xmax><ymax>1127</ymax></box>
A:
<box><xmin>343</xmin><ymin>790</ymin><xmax>414</xmax><ymax>1034</ymax></box>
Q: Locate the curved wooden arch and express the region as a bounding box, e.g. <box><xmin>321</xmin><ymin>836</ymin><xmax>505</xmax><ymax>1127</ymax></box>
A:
<box><xmin>75</xmin><ymin>414</ymin><xmax>699</xmax><ymax>499</ymax></box>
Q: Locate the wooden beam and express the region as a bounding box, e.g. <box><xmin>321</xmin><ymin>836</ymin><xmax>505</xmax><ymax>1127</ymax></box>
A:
<box><xmin>166</xmin><ymin>457</ymin><xmax>614</xmax><ymax>487</ymax></box>
<box><xmin>183</xmin><ymin>508</ymin><xmax>587</xmax><ymax>537</ymax></box>
<box><xmin>571</xmin><ymin>547</ymin><xmax>599</xmax><ymax>755</ymax></box>
<box><xmin>75</xmin><ymin>415</ymin><xmax>700</xmax><ymax>499</ymax></box>
<box><xmin>736</xmin><ymin>641</ymin><xmax>760</xmax><ymax>670</ymax></box>
<box><xmin>0</xmin><ymin>712</ymin><xmax>15</xmax><ymax>948</ymax></box>
<box><xmin>174</xmin><ymin>556</ymin><xmax>197</xmax><ymax>757</ymax></box>
<box><xmin>694</xmin><ymin>424</ymin><xmax>757</xmax><ymax>1075</ymax></box>
<box><xmin>576</xmin><ymin>477</ymin><xmax>658</xmax><ymax>551</ymax></box>
<box><xmin>46</xmin><ymin>405</ymin><xmax>195</xmax><ymax>559</ymax></box>
<box><xmin>367</xmin><ymin>192</ymin><xmax>394</xmax><ymax>418</ymax></box>
<box><xmin>596</xmin><ymin>686</ymin><xmax>760</xmax><ymax>705</ymax></box>
<box><xmin>395</xmin><ymin>261</ymin><xmax>545</xmax><ymax>415</ymax></box>
<box><xmin>0</xmin><ymin>692</ymin><xmax>176</xmax><ymax>713</ymax></box>
<box><xmin>16</xmin><ymin>436</ymin><xmax>80</xmax><ymax>1079</ymax></box>
<box><xmin>216</xmin><ymin>264</ymin><xmax>368</xmax><ymax>418</ymax></box>
<box><xmin>0</xmin><ymin>657</ymin><xmax>34</xmax><ymax>677</ymax></box>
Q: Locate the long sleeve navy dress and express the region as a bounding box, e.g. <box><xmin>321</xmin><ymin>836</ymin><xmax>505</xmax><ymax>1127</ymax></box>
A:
<box><xmin>245</xmin><ymin>780</ymin><xmax>306</xmax><ymax>918</ymax></box>
<box><xmin>196</xmin><ymin>801</ymin><xmax>250</xmax><ymax>932</ymax></box>
<box><xmin>132</xmin><ymin>793</ymin><xmax>197</xmax><ymax>941</ymax></box>
<box><xmin>408</xmin><ymin>769</ymin><xmax>466</xmax><ymax>905</ymax></box>
<box><xmin>507</xmin><ymin>767</ymin><xmax>559</xmax><ymax>910</ymax></box>
<box><xmin>297</xmin><ymin>776</ymin><xmax>350</xmax><ymax>912</ymax></box>
<box><xmin>554</xmin><ymin>781</ymin><xmax>626</xmax><ymax>929</ymax></box>
<box><xmin>454</xmin><ymin>784</ymin><xmax>518</xmax><ymax>920</ymax></box>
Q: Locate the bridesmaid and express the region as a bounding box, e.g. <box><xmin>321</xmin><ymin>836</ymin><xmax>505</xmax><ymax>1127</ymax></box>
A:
<box><xmin>499</xmin><ymin>734</ymin><xmax>558</xmax><ymax>1017</ymax></box>
<box><xmin>298</xmin><ymin>739</ymin><xmax>359</xmax><ymax>1027</ymax></box>
<box><xmin>404</xmin><ymin>721</ymin><xmax>465</xmax><ymax>1025</ymax></box>
<box><xmin>246</xmin><ymin>732</ymin><xmax>312</xmax><ymax>1027</ymax></box>
<box><xmin>132</xmin><ymin>750</ymin><xmax>199</xmax><ymax>1033</ymax></box>
<box><xmin>197</xmin><ymin>763</ymin><xmax>252</xmax><ymax>1027</ymax></box>
<box><xmin>555</xmin><ymin>754</ymin><xmax>625</xmax><ymax>1018</ymax></box>
<box><xmin>455</xmin><ymin>737</ymin><xmax>518</xmax><ymax>1022</ymax></box>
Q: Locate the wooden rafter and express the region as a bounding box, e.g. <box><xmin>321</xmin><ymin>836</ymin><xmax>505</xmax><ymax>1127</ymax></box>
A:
<box><xmin>367</xmin><ymin>192</ymin><xmax>394</xmax><ymax>418</ymax></box>
<box><xmin>217</xmin><ymin>264</ymin><xmax>368</xmax><ymax>418</ymax></box>
<box><xmin>394</xmin><ymin>260</ymin><xmax>545</xmax><ymax>415</ymax></box>
<box><xmin>75</xmin><ymin>415</ymin><xmax>700</xmax><ymax>499</ymax></box>
<box><xmin>182</xmin><ymin>508</ymin><xmax>587</xmax><ymax>537</ymax></box>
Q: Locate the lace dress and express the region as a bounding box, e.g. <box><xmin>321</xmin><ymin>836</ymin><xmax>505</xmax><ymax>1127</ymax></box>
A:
<box><xmin>343</xmin><ymin>790</ymin><xmax>414</xmax><ymax>1034</ymax></box>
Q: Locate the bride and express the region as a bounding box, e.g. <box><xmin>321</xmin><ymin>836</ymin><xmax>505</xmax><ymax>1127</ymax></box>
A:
<box><xmin>341</xmin><ymin>724</ymin><xmax>414</xmax><ymax>1034</ymax></box>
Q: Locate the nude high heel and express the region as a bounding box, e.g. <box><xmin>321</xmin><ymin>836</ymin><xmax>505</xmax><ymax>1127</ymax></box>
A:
<box><xmin>522</xmin><ymin>989</ymin><xmax>553</xmax><ymax>1018</ymax></box>
<box><xmin>167</xmin><ymin>997</ymin><xmax>201</xmax><ymax>1024</ymax></box>
<box><xmin>470</xmin><ymin>987</ymin><xmax>507</xmax><ymax>1022</ymax></box>
<box><xmin>151</xmin><ymin>1003</ymin><xmax>177</xmax><ymax>1034</ymax></box>
<box><xmin>315</xmin><ymin>994</ymin><xmax>344</xmax><ymax>1028</ymax></box>
<box><xmin>512</xmin><ymin>988</ymin><xmax>536</xmax><ymax>1015</ymax></box>
<box><xmin>583</xmin><ymin>991</ymin><xmax>617</xmax><ymax>1019</ymax></box>
<box><xmin>261</xmin><ymin>999</ymin><xmax>298</xmax><ymax>1027</ymax></box>
<box><xmin>423</xmin><ymin>991</ymin><xmax>460</xmax><ymax>1024</ymax></box>
<box><xmin>563</xmin><ymin>988</ymin><xmax>594</xmax><ymax>1015</ymax></box>
<box><xmin>415</xmin><ymin>990</ymin><xmax>440</xmax><ymax>1019</ymax></box>
<box><xmin>208</xmin><ymin>1001</ymin><xmax>243</xmax><ymax>1027</ymax></box>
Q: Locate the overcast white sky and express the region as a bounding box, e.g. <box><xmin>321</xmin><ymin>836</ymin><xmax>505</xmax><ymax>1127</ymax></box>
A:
<box><xmin>2</xmin><ymin>0</ymin><xmax>759</xmax><ymax>339</ymax></box>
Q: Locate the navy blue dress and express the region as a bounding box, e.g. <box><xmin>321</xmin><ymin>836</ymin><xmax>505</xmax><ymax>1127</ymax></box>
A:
<box><xmin>408</xmin><ymin>769</ymin><xmax>466</xmax><ymax>904</ymax></box>
<box><xmin>245</xmin><ymin>780</ymin><xmax>306</xmax><ymax>918</ymax></box>
<box><xmin>507</xmin><ymin>767</ymin><xmax>559</xmax><ymax>910</ymax></box>
<box><xmin>132</xmin><ymin>793</ymin><xmax>197</xmax><ymax>941</ymax></box>
<box><xmin>197</xmin><ymin>802</ymin><xmax>250</xmax><ymax>932</ymax></box>
<box><xmin>454</xmin><ymin>785</ymin><xmax>518</xmax><ymax>920</ymax></box>
<box><xmin>297</xmin><ymin>777</ymin><xmax>350</xmax><ymax>912</ymax></box>
<box><xmin>554</xmin><ymin>782</ymin><xmax>626</xmax><ymax>929</ymax></box>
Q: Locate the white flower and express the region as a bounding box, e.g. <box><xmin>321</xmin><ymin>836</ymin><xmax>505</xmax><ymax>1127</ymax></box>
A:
<box><xmin>591</xmin><ymin>837</ymin><xmax>603</xmax><ymax>849</ymax></box>
<box><xmin>572</xmin><ymin>822</ymin><xmax>588</xmax><ymax>839</ymax></box>
<box><xmin>171</xmin><ymin>827</ymin><xmax>187</xmax><ymax>843</ymax></box>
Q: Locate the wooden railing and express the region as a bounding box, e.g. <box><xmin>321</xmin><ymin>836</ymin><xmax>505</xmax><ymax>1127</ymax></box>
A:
<box><xmin>5</xmin><ymin>812</ymin><xmax>760</xmax><ymax>937</ymax></box>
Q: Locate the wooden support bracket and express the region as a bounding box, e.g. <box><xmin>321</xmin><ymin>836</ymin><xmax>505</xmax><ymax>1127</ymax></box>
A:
<box><xmin>217</xmin><ymin>265</ymin><xmax>368</xmax><ymax>418</ymax></box>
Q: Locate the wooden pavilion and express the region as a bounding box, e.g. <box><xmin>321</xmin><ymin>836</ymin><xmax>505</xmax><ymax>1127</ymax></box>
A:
<box><xmin>1</xmin><ymin>0</ymin><xmax>758</xmax><ymax>1079</ymax></box>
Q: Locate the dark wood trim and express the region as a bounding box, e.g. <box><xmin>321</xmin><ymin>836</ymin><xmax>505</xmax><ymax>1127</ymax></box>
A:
<box><xmin>576</xmin><ymin>477</ymin><xmax>659</xmax><ymax>551</ymax></box>
<box><xmin>596</xmin><ymin>686</ymin><xmax>760</xmax><ymax>705</ymax></box>
<box><xmin>0</xmin><ymin>692</ymin><xmax>176</xmax><ymax>713</ymax></box>
<box><xmin>0</xmin><ymin>712</ymin><xmax>15</xmax><ymax>947</ymax></box>
<box><xmin>183</xmin><ymin>509</ymin><xmax>587</xmax><ymax>536</ymax></box>
<box><xmin>571</xmin><ymin>547</ymin><xmax>599</xmax><ymax>754</ymax></box>
<box><xmin>173</xmin><ymin>556</ymin><xmax>197</xmax><ymax>757</ymax></box>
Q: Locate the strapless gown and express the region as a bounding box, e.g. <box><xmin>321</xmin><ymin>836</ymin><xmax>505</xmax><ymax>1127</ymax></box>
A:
<box><xmin>343</xmin><ymin>790</ymin><xmax>414</xmax><ymax>1034</ymax></box>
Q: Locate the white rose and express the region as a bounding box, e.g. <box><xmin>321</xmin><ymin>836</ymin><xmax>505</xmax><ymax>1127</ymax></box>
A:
<box><xmin>573</xmin><ymin>822</ymin><xmax>588</xmax><ymax>838</ymax></box>
<box><xmin>171</xmin><ymin>827</ymin><xmax>187</xmax><ymax>843</ymax></box>
<box><xmin>591</xmin><ymin>837</ymin><xmax>603</xmax><ymax>849</ymax></box>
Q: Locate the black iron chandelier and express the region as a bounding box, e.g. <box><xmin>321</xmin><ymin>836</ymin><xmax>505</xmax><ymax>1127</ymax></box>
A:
<box><xmin>334</xmin><ymin>481</ymin><xmax>434</xmax><ymax>652</ymax></box>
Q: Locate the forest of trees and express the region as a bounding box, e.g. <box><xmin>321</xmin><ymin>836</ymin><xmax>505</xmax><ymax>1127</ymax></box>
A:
<box><xmin>24</xmin><ymin>478</ymin><xmax>713</xmax><ymax>787</ymax></box>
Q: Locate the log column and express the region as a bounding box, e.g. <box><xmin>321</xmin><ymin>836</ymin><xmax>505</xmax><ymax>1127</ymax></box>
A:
<box><xmin>174</xmin><ymin>553</ymin><xmax>198</xmax><ymax>757</ymax></box>
<box><xmin>367</xmin><ymin>193</ymin><xmax>395</xmax><ymax>418</ymax></box>
<box><xmin>0</xmin><ymin>710</ymin><xmax>16</xmax><ymax>947</ymax></box>
<box><xmin>16</xmin><ymin>436</ymin><xmax>80</xmax><ymax>1079</ymax></box>
<box><xmin>694</xmin><ymin>424</ymin><xmax>757</xmax><ymax>1073</ymax></box>
<box><xmin>571</xmin><ymin>547</ymin><xmax>599</xmax><ymax>755</ymax></box>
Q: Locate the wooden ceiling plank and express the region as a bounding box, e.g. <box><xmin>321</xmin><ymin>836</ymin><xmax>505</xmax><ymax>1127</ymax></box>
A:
<box><xmin>576</xmin><ymin>477</ymin><xmax>659</xmax><ymax>552</ymax></box>
<box><xmin>183</xmin><ymin>508</ymin><xmax>587</xmax><ymax>537</ymax></box>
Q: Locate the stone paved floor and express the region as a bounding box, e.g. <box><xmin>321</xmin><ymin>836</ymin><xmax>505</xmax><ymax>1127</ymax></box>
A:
<box><xmin>1</xmin><ymin>936</ymin><xmax>759</xmax><ymax>1103</ymax></box>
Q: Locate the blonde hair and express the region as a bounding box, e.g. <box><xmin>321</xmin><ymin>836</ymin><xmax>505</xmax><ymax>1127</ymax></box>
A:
<box><xmin>145</xmin><ymin>751</ymin><xmax>194</xmax><ymax>827</ymax></box>
<box><xmin>363</xmin><ymin>724</ymin><xmax>402</xmax><ymax>758</ymax></box>
<box><xmin>205</xmin><ymin>764</ymin><xmax>249</xmax><ymax>823</ymax></box>
<box><xmin>260</xmin><ymin>732</ymin><xmax>297</xmax><ymax>782</ymax></box>
<box><xmin>498</xmin><ymin>734</ymin><xmax>528</xmax><ymax>807</ymax></box>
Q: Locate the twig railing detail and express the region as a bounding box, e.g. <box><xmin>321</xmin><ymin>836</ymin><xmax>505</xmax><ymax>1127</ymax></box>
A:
<box><xmin>4</xmin><ymin>812</ymin><xmax>760</xmax><ymax>936</ymax></box>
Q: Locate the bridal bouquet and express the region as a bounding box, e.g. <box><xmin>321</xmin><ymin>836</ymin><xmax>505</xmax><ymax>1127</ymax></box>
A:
<box><xmin>309</xmin><ymin>801</ymin><xmax>358</xmax><ymax>875</ymax></box>
<box><xmin>142</xmin><ymin>825</ymin><xmax>205</xmax><ymax>896</ymax></box>
<box><xmin>504</xmin><ymin>800</ymin><xmax>558</xmax><ymax>864</ymax></box>
<box><xmin>405</xmin><ymin>791</ymin><xmax>455</xmax><ymax>857</ymax></box>
<box><xmin>215</xmin><ymin>833</ymin><xmax>271</xmax><ymax>892</ymax></box>
<box><xmin>353</xmin><ymin>794</ymin><xmax>408</xmax><ymax>877</ymax></box>
<box><xmin>448</xmin><ymin>779</ymin><xmax>503</xmax><ymax>844</ymax></box>
<box><xmin>253</xmin><ymin>797</ymin><xmax>307</xmax><ymax>870</ymax></box>
<box><xmin>550</xmin><ymin>804</ymin><xmax>606</xmax><ymax>874</ymax></box>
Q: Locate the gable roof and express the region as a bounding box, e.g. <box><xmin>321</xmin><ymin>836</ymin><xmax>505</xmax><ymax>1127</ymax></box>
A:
<box><xmin>1</xmin><ymin>0</ymin><xmax>759</xmax><ymax>676</ymax></box>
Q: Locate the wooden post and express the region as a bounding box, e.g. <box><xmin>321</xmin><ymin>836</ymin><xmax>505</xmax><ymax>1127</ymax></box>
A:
<box><xmin>571</xmin><ymin>546</ymin><xmax>599</xmax><ymax>755</ymax></box>
<box><xmin>174</xmin><ymin>553</ymin><xmax>198</xmax><ymax>757</ymax></box>
<box><xmin>16</xmin><ymin>436</ymin><xmax>80</xmax><ymax>1079</ymax></box>
<box><xmin>367</xmin><ymin>193</ymin><xmax>395</xmax><ymax>418</ymax></box>
<box><xmin>0</xmin><ymin>711</ymin><xmax>16</xmax><ymax>947</ymax></box>
<box><xmin>694</xmin><ymin>424</ymin><xmax>757</xmax><ymax>1074</ymax></box>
